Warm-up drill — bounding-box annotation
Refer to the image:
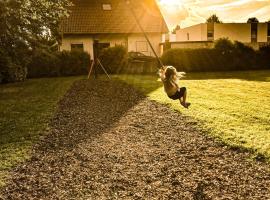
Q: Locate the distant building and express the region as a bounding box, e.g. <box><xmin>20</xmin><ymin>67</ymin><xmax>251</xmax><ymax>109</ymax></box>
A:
<box><xmin>167</xmin><ymin>22</ymin><xmax>270</xmax><ymax>49</ymax></box>
<box><xmin>60</xmin><ymin>0</ymin><xmax>168</xmax><ymax>58</ymax></box>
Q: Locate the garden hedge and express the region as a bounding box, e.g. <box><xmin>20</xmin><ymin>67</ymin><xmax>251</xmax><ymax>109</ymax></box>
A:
<box><xmin>161</xmin><ymin>39</ymin><xmax>269</xmax><ymax>72</ymax></box>
<box><xmin>27</xmin><ymin>49</ymin><xmax>90</xmax><ymax>78</ymax></box>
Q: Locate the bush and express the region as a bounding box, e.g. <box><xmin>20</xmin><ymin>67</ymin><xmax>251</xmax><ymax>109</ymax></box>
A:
<box><xmin>162</xmin><ymin>39</ymin><xmax>263</xmax><ymax>72</ymax></box>
<box><xmin>27</xmin><ymin>49</ymin><xmax>60</xmax><ymax>78</ymax></box>
<box><xmin>214</xmin><ymin>38</ymin><xmax>234</xmax><ymax>53</ymax></box>
<box><xmin>57</xmin><ymin>50</ymin><xmax>90</xmax><ymax>76</ymax></box>
<box><xmin>99</xmin><ymin>46</ymin><xmax>128</xmax><ymax>74</ymax></box>
<box><xmin>161</xmin><ymin>48</ymin><xmax>219</xmax><ymax>72</ymax></box>
<box><xmin>257</xmin><ymin>44</ymin><xmax>270</xmax><ymax>69</ymax></box>
<box><xmin>0</xmin><ymin>48</ymin><xmax>27</xmax><ymax>83</ymax></box>
<box><xmin>27</xmin><ymin>49</ymin><xmax>90</xmax><ymax>78</ymax></box>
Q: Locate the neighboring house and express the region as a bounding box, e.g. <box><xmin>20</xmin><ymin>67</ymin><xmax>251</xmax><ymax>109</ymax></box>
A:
<box><xmin>60</xmin><ymin>0</ymin><xmax>168</xmax><ymax>59</ymax></box>
<box><xmin>168</xmin><ymin>22</ymin><xmax>270</xmax><ymax>49</ymax></box>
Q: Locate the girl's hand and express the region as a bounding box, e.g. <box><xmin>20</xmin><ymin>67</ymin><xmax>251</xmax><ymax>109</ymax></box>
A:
<box><xmin>161</xmin><ymin>66</ymin><xmax>166</xmax><ymax>71</ymax></box>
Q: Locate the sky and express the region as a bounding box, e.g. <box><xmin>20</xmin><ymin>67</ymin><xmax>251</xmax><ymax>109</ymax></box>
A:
<box><xmin>156</xmin><ymin>0</ymin><xmax>270</xmax><ymax>30</ymax></box>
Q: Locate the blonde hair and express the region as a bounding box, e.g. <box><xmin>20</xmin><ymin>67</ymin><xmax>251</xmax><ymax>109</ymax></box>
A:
<box><xmin>164</xmin><ymin>66</ymin><xmax>177</xmax><ymax>82</ymax></box>
<box><xmin>163</xmin><ymin>66</ymin><xmax>179</xmax><ymax>89</ymax></box>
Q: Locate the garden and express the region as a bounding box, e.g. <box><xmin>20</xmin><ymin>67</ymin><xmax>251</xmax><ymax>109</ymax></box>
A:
<box><xmin>1</xmin><ymin>0</ymin><xmax>270</xmax><ymax>198</ymax></box>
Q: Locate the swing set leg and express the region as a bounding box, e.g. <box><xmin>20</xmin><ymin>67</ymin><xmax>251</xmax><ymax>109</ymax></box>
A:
<box><xmin>88</xmin><ymin>59</ymin><xmax>110</xmax><ymax>79</ymax></box>
<box><xmin>88</xmin><ymin>60</ymin><xmax>95</xmax><ymax>79</ymax></box>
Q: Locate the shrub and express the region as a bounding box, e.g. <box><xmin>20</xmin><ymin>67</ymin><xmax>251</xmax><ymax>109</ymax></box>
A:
<box><xmin>27</xmin><ymin>49</ymin><xmax>90</xmax><ymax>78</ymax></box>
<box><xmin>27</xmin><ymin>49</ymin><xmax>60</xmax><ymax>78</ymax></box>
<box><xmin>232</xmin><ymin>41</ymin><xmax>256</xmax><ymax>70</ymax></box>
<box><xmin>257</xmin><ymin>44</ymin><xmax>270</xmax><ymax>69</ymax></box>
<box><xmin>57</xmin><ymin>50</ymin><xmax>90</xmax><ymax>76</ymax></box>
<box><xmin>0</xmin><ymin>48</ymin><xmax>27</xmax><ymax>83</ymax></box>
<box><xmin>161</xmin><ymin>39</ymin><xmax>262</xmax><ymax>72</ymax></box>
<box><xmin>214</xmin><ymin>38</ymin><xmax>234</xmax><ymax>53</ymax></box>
<box><xmin>99</xmin><ymin>46</ymin><xmax>128</xmax><ymax>74</ymax></box>
<box><xmin>161</xmin><ymin>48</ymin><xmax>219</xmax><ymax>72</ymax></box>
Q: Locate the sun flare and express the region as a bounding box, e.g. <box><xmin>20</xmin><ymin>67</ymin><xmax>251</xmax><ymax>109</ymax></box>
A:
<box><xmin>159</xmin><ymin>0</ymin><xmax>182</xmax><ymax>7</ymax></box>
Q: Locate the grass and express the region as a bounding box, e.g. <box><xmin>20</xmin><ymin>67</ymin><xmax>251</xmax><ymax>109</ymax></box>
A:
<box><xmin>115</xmin><ymin>70</ymin><xmax>270</xmax><ymax>160</ymax></box>
<box><xmin>0</xmin><ymin>76</ymin><xmax>82</xmax><ymax>187</ymax></box>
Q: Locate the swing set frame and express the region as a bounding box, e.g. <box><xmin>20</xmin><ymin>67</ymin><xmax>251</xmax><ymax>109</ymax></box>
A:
<box><xmin>88</xmin><ymin>0</ymin><xmax>164</xmax><ymax>79</ymax></box>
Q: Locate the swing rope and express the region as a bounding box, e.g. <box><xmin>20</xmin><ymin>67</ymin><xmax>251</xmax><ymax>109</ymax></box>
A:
<box><xmin>125</xmin><ymin>0</ymin><xmax>164</xmax><ymax>69</ymax></box>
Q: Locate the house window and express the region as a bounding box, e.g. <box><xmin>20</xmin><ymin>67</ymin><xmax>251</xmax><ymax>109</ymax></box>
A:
<box><xmin>251</xmin><ymin>23</ymin><xmax>258</xmax><ymax>43</ymax></box>
<box><xmin>207</xmin><ymin>23</ymin><xmax>214</xmax><ymax>41</ymax></box>
<box><xmin>207</xmin><ymin>31</ymin><xmax>213</xmax><ymax>40</ymax></box>
<box><xmin>71</xmin><ymin>44</ymin><xmax>84</xmax><ymax>51</ymax></box>
<box><xmin>136</xmin><ymin>41</ymin><xmax>148</xmax><ymax>52</ymax></box>
<box><xmin>267</xmin><ymin>23</ymin><xmax>270</xmax><ymax>42</ymax></box>
<box><xmin>102</xmin><ymin>4</ymin><xmax>112</xmax><ymax>10</ymax></box>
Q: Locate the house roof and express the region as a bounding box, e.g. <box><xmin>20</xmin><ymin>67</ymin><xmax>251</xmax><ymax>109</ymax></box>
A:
<box><xmin>61</xmin><ymin>0</ymin><xmax>169</xmax><ymax>34</ymax></box>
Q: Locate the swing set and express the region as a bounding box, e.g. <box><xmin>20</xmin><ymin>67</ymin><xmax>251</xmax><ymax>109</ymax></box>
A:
<box><xmin>87</xmin><ymin>0</ymin><xmax>164</xmax><ymax>79</ymax></box>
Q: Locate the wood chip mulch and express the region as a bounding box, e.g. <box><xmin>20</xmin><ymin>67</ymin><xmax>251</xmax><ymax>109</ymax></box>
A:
<box><xmin>1</xmin><ymin>79</ymin><xmax>270</xmax><ymax>200</ymax></box>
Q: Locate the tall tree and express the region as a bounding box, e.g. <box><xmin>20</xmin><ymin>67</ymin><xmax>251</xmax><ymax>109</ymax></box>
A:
<box><xmin>172</xmin><ymin>25</ymin><xmax>181</xmax><ymax>34</ymax></box>
<box><xmin>206</xmin><ymin>14</ymin><xmax>222</xmax><ymax>23</ymax></box>
<box><xmin>247</xmin><ymin>17</ymin><xmax>259</xmax><ymax>23</ymax></box>
<box><xmin>0</xmin><ymin>0</ymin><xmax>72</xmax><ymax>83</ymax></box>
<box><xmin>0</xmin><ymin>0</ymin><xmax>72</xmax><ymax>64</ymax></box>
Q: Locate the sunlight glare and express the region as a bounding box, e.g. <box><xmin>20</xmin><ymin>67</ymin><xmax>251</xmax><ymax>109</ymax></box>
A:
<box><xmin>159</xmin><ymin>0</ymin><xmax>182</xmax><ymax>7</ymax></box>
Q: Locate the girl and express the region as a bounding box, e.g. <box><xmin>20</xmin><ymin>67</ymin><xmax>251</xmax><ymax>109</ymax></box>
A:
<box><xmin>159</xmin><ymin>66</ymin><xmax>191</xmax><ymax>109</ymax></box>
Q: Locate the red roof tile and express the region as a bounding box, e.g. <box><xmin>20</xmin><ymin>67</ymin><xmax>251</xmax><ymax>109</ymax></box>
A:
<box><xmin>61</xmin><ymin>0</ymin><xmax>169</xmax><ymax>34</ymax></box>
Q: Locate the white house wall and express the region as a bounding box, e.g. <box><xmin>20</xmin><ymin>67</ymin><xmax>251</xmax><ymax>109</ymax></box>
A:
<box><xmin>61</xmin><ymin>33</ymin><xmax>163</xmax><ymax>58</ymax></box>
<box><xmin>214</xmin><ymin>23</ymin><xmax>251</xmax><ymax>43</ymax></box>
<box><xmin>171</xmin><ymin>42</ymin><xmax>214</xmax><ymax>49</ymax></box>
<box><xmin>94</xmin><ymin>35</ymin><xmax>127</xmax><ymax>47</ymax></box>
<box><xmin>60</xmin><ymin>35</ymin><xmax>94</xmax><ymax>58</ymax></box>
<box><xmin>128</xmin><ymin>33</ymin><xmax>162</xmax><ymax>56</ymax></box>
<box><xmin>176</xmin><ymin>24</ymin><xmax>207</xmax><ymax>42</ymax></box>
<box><xmin>258</xmin><ymin>23</ymin><xmax>268</xmax><ymax>42</ymax></box>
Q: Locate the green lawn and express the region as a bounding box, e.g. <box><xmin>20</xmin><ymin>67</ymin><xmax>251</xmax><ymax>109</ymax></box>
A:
<box><xmin>115</xmin><ymin>70</ymin><xmax>270</xmax><ymax>160</ymax></box>
<box><xmin>0</xmin><ymin>76</ymin><xmax>82</xmax><ymax>187</ymax></box>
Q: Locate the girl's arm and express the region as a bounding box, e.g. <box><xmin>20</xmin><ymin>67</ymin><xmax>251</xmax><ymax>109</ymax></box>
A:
<box><xmin>158</xmin><ymin>66</ymin><xmax>166</xmax><ymax>81</ymax></box>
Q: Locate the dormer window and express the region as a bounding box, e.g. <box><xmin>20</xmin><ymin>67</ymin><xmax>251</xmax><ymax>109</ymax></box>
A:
<box><xmin>102</xmin><ymin>4</ymin><xmax>112</xmax><ymax>10</ymax></box>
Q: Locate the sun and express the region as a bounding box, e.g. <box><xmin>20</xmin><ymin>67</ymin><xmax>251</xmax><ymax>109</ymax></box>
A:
<box><xmin>159</xmin><ymin>0</ymin><xmax>182</xmax><ymax>7</ymax></box>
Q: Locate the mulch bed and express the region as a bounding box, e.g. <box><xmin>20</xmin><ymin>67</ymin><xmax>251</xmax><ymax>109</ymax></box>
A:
<box><xmin>1</xmin><ymin>79</ymin><xmax>270</xmax><ymax>199</ymax></box>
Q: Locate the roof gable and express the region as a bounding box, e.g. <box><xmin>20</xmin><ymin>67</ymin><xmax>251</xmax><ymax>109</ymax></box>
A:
<box><xmin>61</xmin><ymin>0</ymin><xmax>169</xmax><ymax>34</ymax></box>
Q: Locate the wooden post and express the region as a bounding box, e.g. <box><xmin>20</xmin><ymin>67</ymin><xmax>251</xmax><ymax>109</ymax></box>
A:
<box><xmin>93</xmin><ymin>40</ymin><xmax>99</xmax><ymax>79</ymax></box>
<box><xmin>87</xmin><ymin>60</ymin><xmax>95</xmax><ymax>79</ymax></box>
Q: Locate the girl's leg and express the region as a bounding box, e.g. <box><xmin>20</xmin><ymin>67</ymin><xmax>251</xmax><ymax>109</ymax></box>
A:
<box><xmin>182</xmin><ymin>90</ymin><xmax>187</xmax><ymax>104</ymax></box>
<box><xmin>179</xmin><ymin>90</ymin><xmax>187</xmax><ymax>104</ymax></box>
<box><xmin>180</xmin><ymin>90</ymin><xmax>190</xmax><ymax>108</ymax></box>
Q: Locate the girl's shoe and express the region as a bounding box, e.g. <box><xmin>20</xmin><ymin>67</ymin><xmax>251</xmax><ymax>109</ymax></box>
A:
<box><xmin>181</xmin><ymin>102</ymin><xmax>191</xmax><ymax>109</ymax></box>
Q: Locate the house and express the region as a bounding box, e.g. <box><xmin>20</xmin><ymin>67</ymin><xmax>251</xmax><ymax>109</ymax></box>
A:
<box><xmin>167</xmin><ymin>22</ymin><xmax>270</xmax><ymax>49</ymax></box>
<box><xmin>60</xmin><ymin>0</ymin><xmax>168</xmax><ymax>59</ymax></box>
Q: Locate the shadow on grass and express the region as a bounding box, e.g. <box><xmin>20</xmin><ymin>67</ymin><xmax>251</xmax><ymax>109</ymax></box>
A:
<box><xmin>0</xmin><ymin>77</ymin><xmax>82</xmax><ymax>186</ymax></box>
<box><xmin>38</xmin><ymin>79</ymin><xmax>148</xmax><ymax>152</ymax></box>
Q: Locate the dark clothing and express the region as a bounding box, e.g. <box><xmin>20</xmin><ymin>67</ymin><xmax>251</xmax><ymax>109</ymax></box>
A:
<box><xmin>168</xmin><ymin>87</ymin><xmax>186</xmax><ymax>100</ymax></box>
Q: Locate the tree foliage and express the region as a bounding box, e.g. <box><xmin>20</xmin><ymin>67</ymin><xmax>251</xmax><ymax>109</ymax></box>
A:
<box><xmin>0</xmin><ymin>0</ymin><xmax>72</xmax><ymax>83</ymax></box>
<box><xmin>0</xmin><ymin>0</ymin><xmax>71</xmax><ymax>52</ymax></box>
<box><xmin>206</xmin><ymin>14</ymin><xmax>222</xmax><ymax>23</ymax></box>
<box><xmin>247</xmin><ymin>17</ymin><xmax>259</xmax><ymax>23</ymax></box>
<box><xmin>172</xmin><ymin>25</ymin><xmax>181</xmax><ymax>34</ymax></box>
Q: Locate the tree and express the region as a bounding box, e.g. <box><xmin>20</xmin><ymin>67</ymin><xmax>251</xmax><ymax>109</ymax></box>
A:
<box><xmin>172</xmin><ymin>25</ymin><xmax>181</xmax><ymax>34</ymax></box>
<box><xmin>206</xmin><ymin>14</ymin><xmax>222</xmax><ymax>23</ymax></box>
<box><xmin>0</xmin><ymin>0</ymin><xmax>72</xmax><ymax>83</ymax></box>
<box><xmin>214</xmin><ymin>38</ymin><xmax>234</xmax><ymax>53</ymax></box>
<box><xmin>247</xmin><ymin>17</ymin><xmax>259</xmax><ymax>23</ymax></box>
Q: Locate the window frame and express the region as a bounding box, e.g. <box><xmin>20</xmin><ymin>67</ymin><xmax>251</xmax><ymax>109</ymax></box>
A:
<box><xmin>102</xmin><ymin>4</ymin><xmax>112</xmax><ymax>11</ymax></box>
<box><xmin>136</xmin><ymin>41</ymin><xmax>148</xmax><ymax>52</ymax></box>
<box><xmin>71</xmin><ymin>43</ymin><xmax>84</xmax><ymax>51</ymax></box>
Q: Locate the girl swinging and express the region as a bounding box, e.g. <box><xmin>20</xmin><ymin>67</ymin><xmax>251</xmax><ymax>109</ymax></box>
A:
<box><xmin>159</xmin><ymin>66</ymin><xmax>191</xmax><ymax>109</ymax></box>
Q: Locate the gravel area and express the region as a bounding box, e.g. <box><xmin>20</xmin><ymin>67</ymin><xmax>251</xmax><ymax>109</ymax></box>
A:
<box><xmin>1</xmin><ymin>79</ymin><xmax>270</xmax><ymax>200</ymax></box>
